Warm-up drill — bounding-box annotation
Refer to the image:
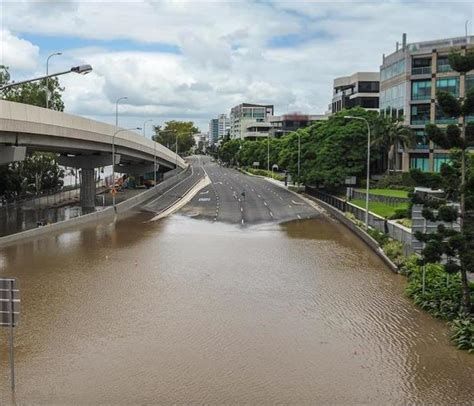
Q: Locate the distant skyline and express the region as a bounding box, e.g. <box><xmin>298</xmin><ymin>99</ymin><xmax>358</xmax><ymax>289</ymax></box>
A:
<box><xmin>1</xmin><ymin>1</ymin><xmax>474</xmax><ymax>132</ymax></box>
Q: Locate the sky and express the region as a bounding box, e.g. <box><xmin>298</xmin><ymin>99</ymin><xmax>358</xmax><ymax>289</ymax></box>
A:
<box><xmin>1</xmin><ymin>0</ymin><xmax>474</xmax><ymax>134</ymax></box>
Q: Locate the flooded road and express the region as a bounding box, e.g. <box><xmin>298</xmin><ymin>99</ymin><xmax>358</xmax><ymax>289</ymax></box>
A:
<box><xmin>0</xmin><ymin>212</ymin><xmax>473</xmax><ymax>404</ymax></box>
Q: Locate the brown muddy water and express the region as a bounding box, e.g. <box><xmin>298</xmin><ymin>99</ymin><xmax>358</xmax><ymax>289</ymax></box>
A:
<box><xmin>0</xmin><ymin>213</ymin><xmax>472</xmax><ymax>405</ymax></box>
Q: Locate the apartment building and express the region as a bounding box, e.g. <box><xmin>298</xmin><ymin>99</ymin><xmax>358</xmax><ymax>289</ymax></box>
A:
<box><xmin>380</xmin><ymin>34</ymin><xmax>474</xmax><ymax>172</ymax></box>
<box><xmin>269</xmin><ymin>113</ymin><xmax>327</xmax><ymax>137</ymax></box>
<box><xmin>229</xmin><ymin>103</ymin><xmax>274</xmax><ymax>139</ymax></box>
<box><xmin>329</xmin><ymin>72</ymin><xmax>380</xmax><ymax>114</ymax></box>
<box><xmin>208</xmin><ymin>114</ymin><xmax>230</xmax><ymax>145</ymax></box>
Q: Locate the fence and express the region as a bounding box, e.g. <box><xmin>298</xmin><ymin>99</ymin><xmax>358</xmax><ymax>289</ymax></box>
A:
<box><xmin>306</xmin><ymin>186</ymin><xmax>413</xmax><ymax>255</ymax></box>
<box><xmin>352</xmin><ymin>190</ymin><xmax>409</xmax><ymax>206</ymax></box>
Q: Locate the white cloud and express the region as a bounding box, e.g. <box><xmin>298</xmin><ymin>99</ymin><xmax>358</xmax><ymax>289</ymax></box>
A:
<box><xmin>0</xmin><ymin>29</ymin><xmax>39</xmax><ymax>70</ymax></box>
<box><xmin>2</xmin><ymin>0</ymin><xmax>474</xmax><ymax>131</ymax></box>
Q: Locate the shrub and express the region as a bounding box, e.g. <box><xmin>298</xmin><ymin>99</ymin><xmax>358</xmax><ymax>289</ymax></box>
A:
<box><xmin>450</xmin><ymin>317</ymin><xmax>474</xmax><ymax>352</ymax></box>
<box><xmin>389</xmin><ymin>208</ymin><xmax>409</xmax><ymax>220</ymax></box>
<box><xmin>405</xmin><ymin>263</ymin><xmax>465</xmax><ymax>320</ymax></box>
<box><xmin>383</xmin><ymin>240</ymin><xmax>404</xmax><ymax>266</ymax></box>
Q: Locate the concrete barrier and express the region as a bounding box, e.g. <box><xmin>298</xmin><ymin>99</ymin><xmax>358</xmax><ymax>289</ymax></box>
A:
<box><xmin>0</xmin><ymin>166</ymin><xmax>191</xmax><ymax>249</ymax></box>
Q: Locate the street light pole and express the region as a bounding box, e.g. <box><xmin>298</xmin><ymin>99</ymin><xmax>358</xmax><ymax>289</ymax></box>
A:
<box><xmin>267</xmin><ymin>133</ymin><xmax>270</xmax><ymax>172</ymax></box>
<box><xmin>143</xmin><ymin>119</ymin><xmax>153</xmax><ymax>138</ymax></box>
<box><xmin>1</xmin><ymin>64</ymin><xmax>93</xmax><ymax>92</ymax></box>
<box><xmin>112</xmin><ymin>127</ymin><xmax>141</xmax><ymax>211</ymax></box>
<box><xmin>344</xmin><ymin>115</ymin><xmax>371</xmax><ymax>230</ymax></box>
<box><xmin>115</xmin><ymin>96</ymin><xmax>128</xmax><ymax>128</ymax></box>
<box><xmin>46</xmin><ymin>52</ymin><xmax>62</xmax><ymax>109</ymax></box>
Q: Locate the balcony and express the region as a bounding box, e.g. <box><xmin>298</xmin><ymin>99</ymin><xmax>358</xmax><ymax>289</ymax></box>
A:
<box><xmin>435</xmin><ymin>118</ymin><xmax>458</xmax><ymax>125</ymax></box>
<box><xmin>437</xmin><ymin>64</ymin><xmax>452</xmax><ymax>73</ymax></box>
<box><xmin>412</xmin><ymin>66</ymin><xmax>431</xmax><ymax>75</ymax></box>
<box><xmin>411</xmin><ymin>93</ymin><xmax>431</xmax><ymax>101</ymax></box>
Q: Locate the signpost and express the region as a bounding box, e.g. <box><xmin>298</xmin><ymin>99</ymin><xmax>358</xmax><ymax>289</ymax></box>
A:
<box><xmin>0</xmin><ymin>278</ymin><xmax>20</xmax><ymax>391</ymax></box>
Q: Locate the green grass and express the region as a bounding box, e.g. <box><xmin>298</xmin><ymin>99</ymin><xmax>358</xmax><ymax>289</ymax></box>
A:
<box><xmin>350</xmin><ymin>199</ymin><xmax>409</xmax><ymax>218</ymax></box>
<box><xmin>355</xmin><ymin>188</ymin><xmax>409</xmax><ymax>198</ymax></box>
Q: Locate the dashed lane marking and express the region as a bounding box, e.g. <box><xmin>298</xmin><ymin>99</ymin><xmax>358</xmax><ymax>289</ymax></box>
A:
<box><xmin>297</xmin><ymin>214</ymin><xmax>301</xmax><ymax>219</ymax></box>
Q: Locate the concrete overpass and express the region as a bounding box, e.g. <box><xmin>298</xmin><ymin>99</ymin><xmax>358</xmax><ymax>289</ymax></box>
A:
<box><xmin>0</xmin><ymin>100</ymin><xmax>186</xmax><ymax>209</ymax></box>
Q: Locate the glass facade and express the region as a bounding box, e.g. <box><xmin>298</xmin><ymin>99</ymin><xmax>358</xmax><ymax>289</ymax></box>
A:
<box><xmin>435</xmin><ymin>105</ymin><xmax>457</xmax><ymax>124</ymax></box>
<box><xmin>411</xmin><ymin>80</ymin><xmax>431</xmax><ymax>100</ymax></box>
<box><xmin>411</xmin><ymin>104</ymin><xmax>430</xmax><ymax>125</ymax></box>
<box><xmin>436</xmin><ymin>77</ymin><xmax>459</xmax><ymax>97</ymax></box>
<box><xmin>412</xmin><ymin>57</ymin><xmax>432</xmax><ymax>75</ymax></box>
<box><xmin>381</xmin><ymin>59</ymin><xmax>406</xmax><ymax>81</ymax></box>
<box><xmin>434</xmin><ymin>153</ymin><xmax>450</xmax><ymax>172</ymax></box>
<box><xmin>410</xmin><ymin>154</ymin><xmax>429</xmax><ymax>171</ymax></box>
<box><xmin>437</xmin><ymin>56</ymin><xmax>452</xmax><ymax>72</ymax></box>
<box><xmin>414</xmin><ymin>130</ymin><xmax>429</xmax><ymax>149</ymax></box>
<box><xmin>380</xmin><ymin>83</ymin><xmax>405</xmax><ymax>118</ymax></box>
<box><xmin>466</xmin><ymin>75</ymin><xmax>474</xmax><ymax>92</ymax></box>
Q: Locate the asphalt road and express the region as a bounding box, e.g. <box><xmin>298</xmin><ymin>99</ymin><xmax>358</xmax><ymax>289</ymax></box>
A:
<box><xmin>142</xmin><ymin>160</ymin><xmax>205</xmax><ymax>214</ymax></box>
<box><xmin>182</xmin><ymin>156</ymin><xmax>318</xmax><ymax>225</ymax></box>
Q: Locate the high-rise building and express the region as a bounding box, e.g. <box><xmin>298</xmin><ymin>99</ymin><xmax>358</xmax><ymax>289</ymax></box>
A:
<box><xmin>208</xmin><ymin>118</ymin><xmax>219</xmax><ymax>145</ymax></box>
<box><xmin>229</xmin><ymin>103</ymin><xmax>274</xmax><ymax>140</ymax></box>
<box><xmin>380</xmin><ymin>34</ymin><xmax>474</xmax><ymax>172</ymax></box>
<box><xmin>217</xmin><ymin>114</ymin><xmax>230</xmax><ymax>139</ymax></box>
<box><xmin>208</xmin><ymin>114</ymin><xmax>230</xmax><ymax>144</ymax></box>
<box><xmin>329</xmin><ymin>72</ymin><xmax>380</xmax><ymax>114</ymax></box>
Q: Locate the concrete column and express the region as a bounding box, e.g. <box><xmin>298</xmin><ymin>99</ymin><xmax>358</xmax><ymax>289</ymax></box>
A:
<box><xmin>79</xmin><ymin>168</ymin><xmax>96</xmax><ymax>209</ymax></box>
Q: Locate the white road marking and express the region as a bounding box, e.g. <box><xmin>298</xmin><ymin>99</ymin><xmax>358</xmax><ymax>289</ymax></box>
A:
<box><xmin>257</xmin><ymin>194</ymin><xmax>261</xmax><ymax>198</ymax></box>
<box><xmin>297</xmin><ymin>215</ymin><xmax>301</xmax><ymax>219</ymax></box>
<box><xmin>198</xmin><ymin>197</ymin><xmax>211</xmax><ymax>202</ymax></box>
<box><xmin>291</xmin><ymin>200</ymin><xmax>304</xmax><ymax>205</ymax></box>
<box><xmin>289</xmin><ymin>204</ymin><xmax>292</xmax><ymax>208</ymax></box>
<box><xmin>241</xmin><ymin>219</ymin><xmax>244</xmax><ymax>225</ymax></box>
<box><xmin>263</xmin><ymin>202</ymin><xmax>267</xmax><ymax>206</ymax></box>
<box><xmin>200</xmin><ymin>190</ymin><xmax>209</xmax><ymax>195</ymax></box>
<box><xmin>269</xmin><ymin>212</ymin><xmax>273</xmax><ymax>217</ymax></box>
<box><xmin>240</xmin><ymin>207</ymin><xmax>243</xmax><ymax>212</ymax></box>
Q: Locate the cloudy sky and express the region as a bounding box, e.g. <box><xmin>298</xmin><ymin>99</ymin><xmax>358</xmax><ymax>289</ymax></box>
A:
<box><xmin>1</xmin><ymin>0</ymin><xmax>473</xmax><ymax>134</ymax></box>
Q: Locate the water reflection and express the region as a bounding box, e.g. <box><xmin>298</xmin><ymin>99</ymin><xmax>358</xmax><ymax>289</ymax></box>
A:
<box><xmin>0</xmin><ymin>213</ymin><xmax>472</xmax><ymax>404</ymax></box>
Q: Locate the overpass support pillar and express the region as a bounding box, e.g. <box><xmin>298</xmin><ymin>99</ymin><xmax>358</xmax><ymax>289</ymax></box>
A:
<box><xmin>79</xmin><ymin>168</ymin><xmax>96</xmax><ymax>210</ymax></box>
<box><xmin>58</xmin><ymin>154</ymin><xmax>119</xmax><ymax>211</ymax></box>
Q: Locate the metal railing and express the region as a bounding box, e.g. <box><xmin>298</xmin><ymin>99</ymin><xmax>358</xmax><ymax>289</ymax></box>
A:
<box><xmin>412</xmin><ymin>66</ymin><xmax>431</xmax><ymax>75</ymax></box>
<box><xmin>305</xmin><ymin>186</ymin><xmax>413</xmax><ymax>255</ymax></box>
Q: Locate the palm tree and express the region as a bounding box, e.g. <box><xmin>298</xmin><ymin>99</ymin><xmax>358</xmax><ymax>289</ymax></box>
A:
<box><xmin>373</xmin><ymin>117</ymin><xmax>414</xmax><ymax>174</ymax></box>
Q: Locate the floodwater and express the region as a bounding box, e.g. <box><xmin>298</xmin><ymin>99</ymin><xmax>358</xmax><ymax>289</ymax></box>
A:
<box><xmin>0</xmin><ymin>213</ymin><xmax>472</xmax><ymax>405</ymax></box>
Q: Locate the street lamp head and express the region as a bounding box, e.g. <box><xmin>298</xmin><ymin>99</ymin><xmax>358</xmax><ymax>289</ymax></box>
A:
<box><xmin>70</xmin><ymin>64</ymin><xmax>93</xmax><ymax>75</ymax></box>
<box><xmin>344</xmin><ymin>116</ymin><xmax>355</xmax><ymax>119</ymax></box>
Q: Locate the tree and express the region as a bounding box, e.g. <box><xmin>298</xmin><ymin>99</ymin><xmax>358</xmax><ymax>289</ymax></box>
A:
<box><xmin>152</xmin><ymin>120</ymin><xmax>197</xmax><ymax>154</ymax></box>
<box><xmin>0</xmin><ymin>66</ymin><xmax>66</xmax><ymax>199</ymax></box>
<box><xmin>415</xmin><ymin>49</ymin><xmax>474</xmax><ymax>314</ymax></box>
<box><xmin>373</xmin><ymin>116</ymin><xmax>414</xmax><ymax>173</ymax></box>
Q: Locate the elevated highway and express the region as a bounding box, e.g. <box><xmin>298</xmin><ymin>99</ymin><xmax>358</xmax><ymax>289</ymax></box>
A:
<box><xmin>0</xmin><ymin>100</ymin><xmax>186</xmax><ymax>208</ymax></box>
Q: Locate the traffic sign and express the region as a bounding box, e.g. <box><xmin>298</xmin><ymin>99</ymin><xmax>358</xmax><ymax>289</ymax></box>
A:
<box><xmin>0</xmin><ymin>277</ymin><xmax>19</xmax><ymax>391</ymax></box>
<box><xmin>0</xmin><ymin>278</ymin><xmax>20</xmax><ymax>327</ymax></box>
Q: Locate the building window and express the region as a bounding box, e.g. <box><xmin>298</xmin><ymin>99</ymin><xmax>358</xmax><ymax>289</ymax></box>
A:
<box><xmin>466</xmin><ymin>75</ymin><xmax>474</xmax><ymax>92</ymax></box>
<box><xmin>410</xmin><ymin>154</ymin><xmax>429</xmax><ymax>172</ymax></box>
<box><xmin>437</xmin><ymin>56</ymin><xmax>452</xmax><ymax>73</ymax></box>
<box><xmin>435</xmin><ymin>105</ymin><xmax>458</xmax><ymax>124</ymax></box>
<box><xmin>358</xmin><ymin>81</ymin><xmax>380</xmax><ymax>93</ymax></box>
<box><xmin>381</xmin><ymin>59</ymin><xmax>406</xmax><ymax>81</ymax></box>
<box><xmin>434</xmin><ymin>153</ymin><xmax>450</xmax><ymax>172</ymax></box>
<box><xmin>411</xmin><ymin>104</ymin><xmax>431</xmax><ymax>125</ymax></box>
<box><xmin>412</xmin><ymin>57</ymin><xmax>432</xmax><ymax>75</ymax></box>
<box><xmin>436</xmin><ymin>77</ymin><xmax>459</xmax><ymax>97</ymax></box>
<box><xmin>411</xmin><ymin>80</ymin><xmax>431</xmax><ymax>100</ymax></box>
<box><xmin>414</xmin><ymin>130</ymin><xmax>429</xmax><ymax>149</ymax></box>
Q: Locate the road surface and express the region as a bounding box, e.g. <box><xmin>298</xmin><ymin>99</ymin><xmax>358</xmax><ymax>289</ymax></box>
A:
<box><xmin>182</xmin><ymin>156</ymin><xmax>317</xmax><ymax>225</ymax></box>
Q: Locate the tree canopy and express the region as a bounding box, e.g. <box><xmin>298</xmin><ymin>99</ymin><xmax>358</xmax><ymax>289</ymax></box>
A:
<box><xmin>152</xmin><ymin>120</ymin><xmax>197</xmax><ymax>154</ymax></box>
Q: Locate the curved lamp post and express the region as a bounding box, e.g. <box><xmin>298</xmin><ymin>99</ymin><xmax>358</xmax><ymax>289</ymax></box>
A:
<box><xmin>344</xmin><ymin>115</ymin><xmax>371</xmax><ymax>230</ymax></box>
<box><xmin>46</xmin><ymin>52</ymin><xmax>62</xmax><ymax>109</ymax></box>
<box><xmin>112</xmin><ymin>127</ymin><xmax>141</xmax><ymax>210</ymax></box>
<box><xmin>1</xmin><ymin>64</ymin><xmax>93</xmax><ymax>92</ymax></box>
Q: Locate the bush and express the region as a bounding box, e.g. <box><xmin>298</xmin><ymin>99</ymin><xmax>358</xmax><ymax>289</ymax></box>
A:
<box><xmin>405</xmin><ymin>263</ymin><xmax>465</xmax><ymax>320</ymax></box>
<box><xmin>450</xmin><ymin>317</ymin><xmax>474</xmax><ymax>352</ymax></box>
<box><xmin>245</xmin><ymin>168</ymin><xmax>285</xmax><ymax>181</ymax></box>
<box><xmin>383</xmin><ymin>240</ymin><xmax>405</xmax><ymax>266</ymax></box>
<box><xmin>389</xmin><ymin>208</ymin><xmax>409</xmax><ymax>219</ymax></box>
<box><xmin>367</xmin><ymin>227</ymin><xmax>389</xmax><ymax>246</ymax></box>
